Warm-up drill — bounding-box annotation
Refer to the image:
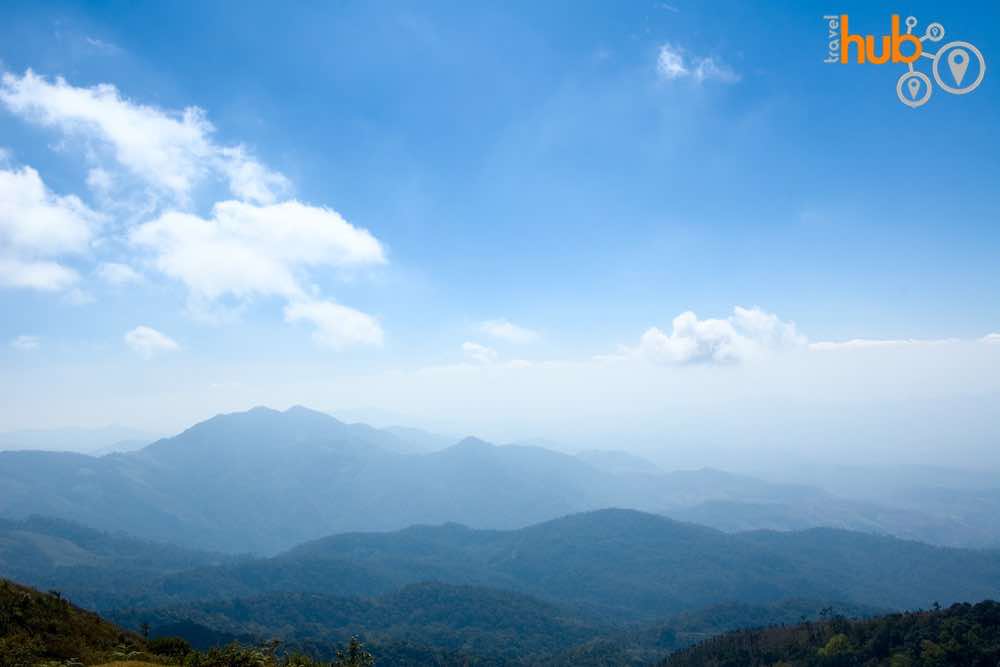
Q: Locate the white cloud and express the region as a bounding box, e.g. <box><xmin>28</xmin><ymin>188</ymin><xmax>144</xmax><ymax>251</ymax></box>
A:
<box><xmin>0</xmin><ymin>165</ymin><xmax>100</xmax><ymax>290</ymax></box>
<box><xmin>809</xmin><ymin>338</ymin><xmax>960</xmax><ymax>351</ymax></box>
<box><xmin>84</xmin><ymin>36</ymin><xmax>122</xmax><ymax>54</ymax></box>
<box><xmin>284</xmin><ymin>299</ymin><xmax>383</xmax><ymax>348</ymax></box>
<box><xmin>980</xmin><ymin>333</ymin><xmax>1000</xmax><ymax>345</ymax></box>
<box><xmin>657</xmin><ymin>44</ymin><xmax>690</xmax><ymax>79</ymax></box>
<box><xmin>692</xmin><ymin>57</ymin><xmax>740</xmax><ymax>84</ymax></box>
<box><xmin>480</xmin><ymin>319</ymin><xmax>539</xmax><ymax>344</ymax></box>
<box><xmin>124</xmin><ymin>325</ymin><xmax>179</xmax><ymax>358</ymax></box>
<box><xmin>10</xmin><ymin>335</ymin><xmax>39</xmax><ymax>351</ymax></box>
<box><xmin>0</xmin><ymin>257</ymin><xmax>79</xmax><ymax>291</ymax></box>
<box><xmin>1</xmin><ymin>72</ymin><xmax>385</xmax><ymax>349</ymax></box>
<box><xmin>462</xmin><ymin>341</ymin><xmax>498</xmax><ymax>365</ymax></box>
<box><xmin>0</xmin><ymin>70</ymin><xmax>289</xmax><ymax>206</ymax></box>
<box><xmin>130</xmin><ymin>199</ymin><xmax>385</xmax><ymax>301</ymax></box>
<box><xmin>96</xmin><ymin>262</ymin><xmax>143</xmax><ymax>285</ymax></box>
<box><xmin>633</xmin><ymin>306</ymin><xmax>805</xmax><ymax>365</ymax></box>
<box><xmin>657</xmin><ymin>44</ymin><xmax>739</xmax><ymax>83</ymax></box>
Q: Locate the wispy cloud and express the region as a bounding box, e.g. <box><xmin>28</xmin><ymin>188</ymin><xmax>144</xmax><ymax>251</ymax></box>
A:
<box><xmin>657</xmin><ymin>43</ymin><xmax>739</xmax><ymax>84</ymax></box>
<box><xmin>809</xmin><ymin>338</ymin><xmax>960</xmax><ymax>352</ymax></box>
<box><xmin>0</xmin><ymin>70</ymin><xmax>290</xmax><ymax>206</ymax></box>
<box><xmin>84</xmin><ymin>36</ymin><xmax>122</xmax><ymax>55</ymax></box>
<box><xmin>462</xmin><ymin>341</ymin><xmax>498</xmax><ymax>365</ymax></box>
<box><xmin>10</xmin><ymin>335</ymin><xmax>39</xmax><ymax>351</ymax></box>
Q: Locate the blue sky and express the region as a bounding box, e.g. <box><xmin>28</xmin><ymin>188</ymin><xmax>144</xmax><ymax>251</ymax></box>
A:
<box><xmin>0</xmin><ymin>1</ymin><xmax>998</xmax><ymax>463</ymax></box>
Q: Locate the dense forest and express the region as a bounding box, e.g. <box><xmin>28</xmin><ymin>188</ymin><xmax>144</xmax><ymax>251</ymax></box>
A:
<box><xmin>5</xmin><ymin>575</ymin><xmax>1000</xmax><ymax>666</ymax></box>
<box><xmin>664</xmin><ymin>601</ymin><xmax>1000</xmax><ymax>666</ymax></box>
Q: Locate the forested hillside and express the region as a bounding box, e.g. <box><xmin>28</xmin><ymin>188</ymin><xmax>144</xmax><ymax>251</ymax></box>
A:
<box><xmin>664</xmin><ymin>600</ymin><xmax>1000</xmax><ymax>666</ymax></box>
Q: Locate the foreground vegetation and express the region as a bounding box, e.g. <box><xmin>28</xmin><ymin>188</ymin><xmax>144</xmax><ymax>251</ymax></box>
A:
<box><xmin>8</xmin><ymin>572</ymin><xmax>1000</xmax><ymax>666</ymax></box>
<box><xmin>664</xmin><ymin>600</ymin><xmax>1000</xmax><ymax>666</ymax></box>
<box><xmin>0</xmin><ymin>579</ymin><xmax>374</xmax><ymax>666</ymax></box>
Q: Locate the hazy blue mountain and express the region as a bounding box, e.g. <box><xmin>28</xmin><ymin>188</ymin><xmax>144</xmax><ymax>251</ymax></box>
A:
<box><xmin>381</xmin><ymin>425</ymin><xmax>455</xmax><ymax>453</ymax></box>
<box><xmin>576</xmin><ymin>449</ymin><xmax>662</xmax><ymax>475</ymax></box>
<box><xmin>0</xmin><ymin>425</ymin><xmax>157</xmax><ymax>454</ymax></box>
<box><xmin>3</xmin><ymin>405</ymin><xmax>999</xmax><ymax>553</ymax></box>
<box><xmin>758</xmin><ymin>464</ymin><xmax>1000</xmax><ymax>548</ymax></box>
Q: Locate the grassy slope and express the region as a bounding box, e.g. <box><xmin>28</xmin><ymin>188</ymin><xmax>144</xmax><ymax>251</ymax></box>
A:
<box><xmin>0</xmin><ymin>577</ymin><xmax>146</xmax><ymax>664</ymax></box>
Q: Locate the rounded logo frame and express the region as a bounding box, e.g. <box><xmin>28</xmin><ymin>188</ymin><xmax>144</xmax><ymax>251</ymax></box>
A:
<box><xmin>896</xmin><ymin>70</ymin><xmax>932</xmax><ymax>108</ymax></box>
<box><xmin>932</xmin><ymin>40</ymin><xmax>986</xmax><ymax>95</ymax></box>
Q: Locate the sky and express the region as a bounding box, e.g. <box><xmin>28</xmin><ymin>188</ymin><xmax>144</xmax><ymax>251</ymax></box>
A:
<box><xmin>1</xmin><ymin>1</ymin><xmax>998</xmax><ymax>469</ymax></box>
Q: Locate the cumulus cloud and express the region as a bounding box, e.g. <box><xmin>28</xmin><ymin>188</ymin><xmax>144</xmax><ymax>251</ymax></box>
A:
<box><xmin>10</xmin><ymin>335</ymin><xmax>39</xmax><ymax>351</ymax></box>
<box><xmin>633</xmin><ymin>306</ymin><xmax>805</xmax><ymax>365</ymax></box>
<box><xmin>124</xmin><ymin>325</ymin><xmax>179</xmax><ymax>358</ymax></box>
<box><xmin>0</xmin><ymin>165</ymin><xmax>101</xmax><ymax>290</ymax></box>
<box><xmin>0</xmin><ymin>70</ymin><xmax>290</xmax><ymax>206</ymax></box>
<box><xmin>480</xmin><ymin>319</ymin><xmax>539</xmax><ymax>344</ymax></box>
<box><xmin>657</xmin><ymin>44</ymin><xmax>740</xmax><ymax>83</ymax></box>
<box><xmin>462</xmin><ymin>341</ymin><xmax>498</xmax><ymax>365</ymax></box>
<box><xmin>284</xmin><ymin>299</ymin><xmax>383</xmax><ymax>348</ymax></box>
<box><xmin>980</xmin><ymin>333</ymin><xmax>1000</xmax><ymax>345</ymax></box>
<box><xmin>0</xmin><ymin>71</ymin><xmax>385</xmax><ymax>349</ymax></box>
<box><xmin>130</xmin><ymin>200</ymin><xmax>385</xmax><ymax>301</ymax></box>
<box><xmin>96</xmin><ymin>262</ymin><xmax>143</xmax><ymax>285</ymax></box>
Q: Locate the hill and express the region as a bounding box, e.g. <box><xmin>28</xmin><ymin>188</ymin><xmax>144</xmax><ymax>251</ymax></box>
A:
<box><xmin>0</xmin><ymin>577</ymin><xmax>390</xmax><ymax>666</ymax></box>
<box><xmin>0</xmin><ymin>515</ymin><xmax>235</xmax><ymax>610</ymax></box>
<box><xmin>4</xmin><ymin>508</ymin><xmax>999</xmax><ymax>622</ymax></box>
<box><xmin>663</xmin><ymin>600</ymin><xmax>1000</xmax><ymax>666</ymax></box>
<box><xmin>276</xmin><ymin>509</ymin><xmax>1000</xmax><ymax>620</ymax></box>
<box><xmin>0</xmin><ymin>577</ymin><xmax>147</xmax><ymax>664</ymax></box>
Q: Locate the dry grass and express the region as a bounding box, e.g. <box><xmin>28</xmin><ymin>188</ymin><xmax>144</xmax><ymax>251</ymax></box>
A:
<box><xmin>91</xmin><ymin>662</ymin><xmax>164</xmax><ymax>667</ymax></box>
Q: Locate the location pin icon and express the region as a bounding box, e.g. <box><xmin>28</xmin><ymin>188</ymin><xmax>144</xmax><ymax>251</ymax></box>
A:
<box><xmin>948</xmin><ymin>49</ymin><xmax>970</xmax><ymax>86</ymax></box>
<box><xmin>907</xmin><ymin>77</ymin><xmax>921</xmax><ymax>99</ymax></box>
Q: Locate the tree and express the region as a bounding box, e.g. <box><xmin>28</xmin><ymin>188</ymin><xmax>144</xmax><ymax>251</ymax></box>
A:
<box><xmin>332</xmin><ymin>637</ymin><xmax>375</xmax><ymax>667</ymax></box>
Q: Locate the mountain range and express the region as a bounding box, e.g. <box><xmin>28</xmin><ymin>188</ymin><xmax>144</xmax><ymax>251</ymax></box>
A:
<box><xmin>2</xmin><ymin>406</ymin><xmax>998</xmax><ymax>555</ymax></box>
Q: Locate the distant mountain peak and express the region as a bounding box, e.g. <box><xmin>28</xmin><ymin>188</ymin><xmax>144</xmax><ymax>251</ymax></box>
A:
<box><xmin>452</xmin><ymin>436</ymin><xmax>495</xmax><ymax>450</ymax></box>
<box><xmin>283</xmin><ymin>405</ymin><xmax>339</xmax><ymax>421</ymax></box>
